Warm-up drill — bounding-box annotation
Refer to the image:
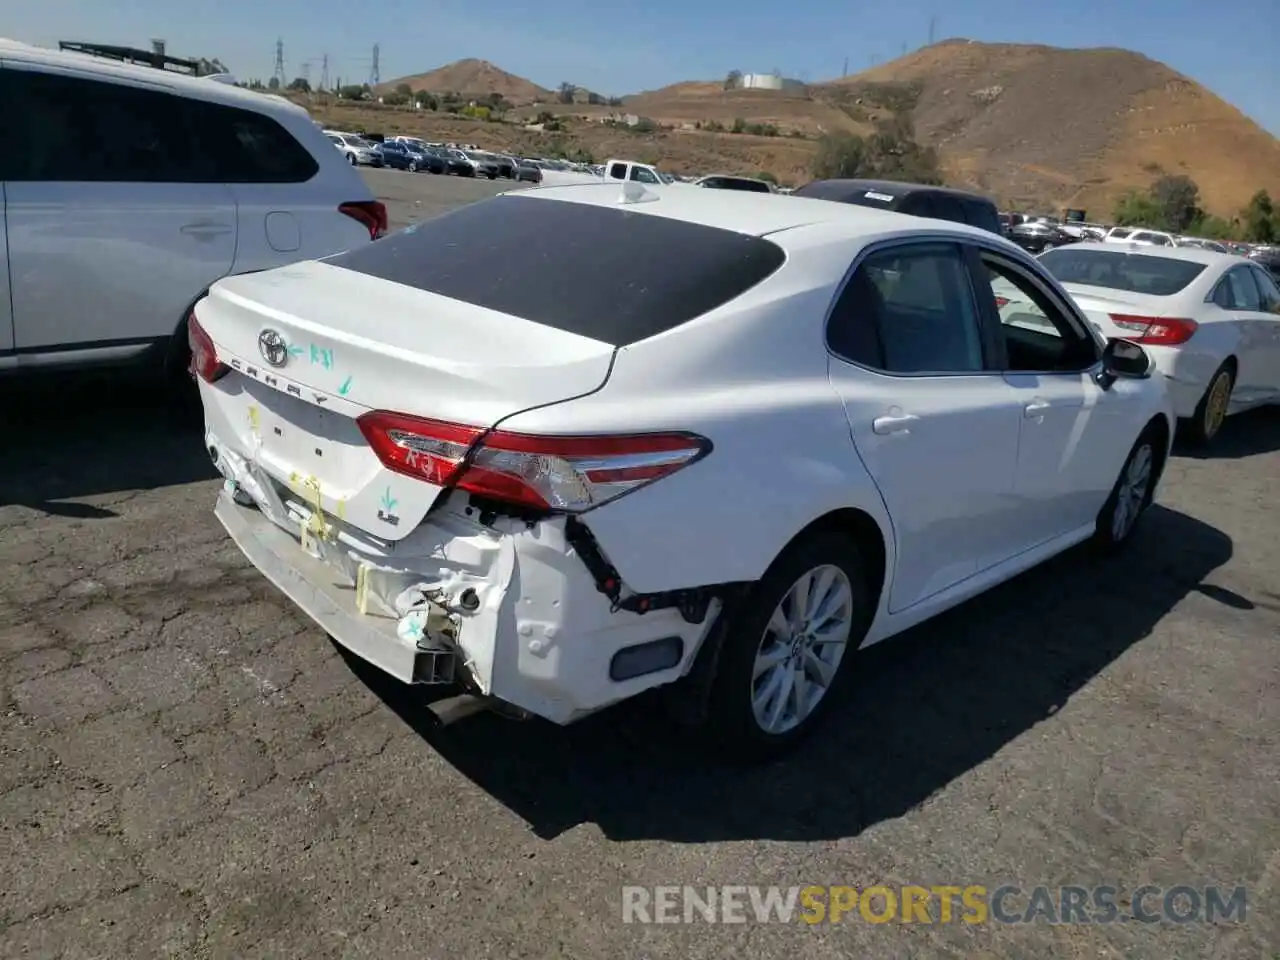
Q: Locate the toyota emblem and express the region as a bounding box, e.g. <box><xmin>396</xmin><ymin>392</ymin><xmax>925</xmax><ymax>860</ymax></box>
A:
<box><xmin>258</xmin><ymin>329</ymin><xmax>289</xmax><ymax>367</ymax></box>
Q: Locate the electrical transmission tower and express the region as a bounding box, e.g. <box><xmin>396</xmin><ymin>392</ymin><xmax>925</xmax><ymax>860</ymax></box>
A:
<box><xmin>272</xmin><ymin>38</ymin><xmax>286</xmax><ymax>86</ymax></box>
<box><xmin>320</xmin><ymin>54</ymin><xmax>330</xmax><ymax>91</ymax></box>
<box><xmin>301</xmin><ymin>61</ymin><xmax>312</xmax><ymax>87</ymax></box>
<box><xmin>368</xmin><ymin>43</ymin><xmax>380</xmax><ymax>87</ymax></box>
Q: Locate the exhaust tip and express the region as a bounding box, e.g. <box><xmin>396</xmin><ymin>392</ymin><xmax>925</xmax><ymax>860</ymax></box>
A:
<box><xmin>208</xmin><ymin>444</ymin><xmax>219</xmax><ymax>465</ymax></box>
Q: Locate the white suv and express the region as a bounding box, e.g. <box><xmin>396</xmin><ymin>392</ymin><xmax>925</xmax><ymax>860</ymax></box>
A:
<box><xmin>0</xmin><ymin>39</ymin><xmax>387</xmax><ymax>380</ymax></box>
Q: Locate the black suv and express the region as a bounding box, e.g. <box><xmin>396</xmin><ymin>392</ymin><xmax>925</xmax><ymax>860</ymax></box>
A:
<box><xmin>792</xmin><ymin>178</ymin><xmax>1003</xmax><ymax>235</ymax></box>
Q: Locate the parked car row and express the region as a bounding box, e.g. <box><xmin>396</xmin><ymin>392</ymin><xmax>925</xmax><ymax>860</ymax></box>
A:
<box><xmin>5</xmin><ymin>37</ymin><xmax>1277</xmax><ymax>763</ymax></box>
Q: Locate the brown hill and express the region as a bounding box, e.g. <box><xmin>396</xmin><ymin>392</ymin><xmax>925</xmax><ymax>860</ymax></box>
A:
<box><xmin>380</xmin><ymin>58</ymin><xmax>551</xmax><ymax>105</ymax></box>
<box><xmin>817</xmin><ymin>39</ymin><xmax>1280</xmax><ymax>217</ymax></box>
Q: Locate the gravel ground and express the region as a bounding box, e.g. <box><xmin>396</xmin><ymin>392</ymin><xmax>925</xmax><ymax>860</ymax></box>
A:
<box><xmin>0</xmin><ymin>171</ymin><xmax>1277</xmax><ymax>959</ymax></box>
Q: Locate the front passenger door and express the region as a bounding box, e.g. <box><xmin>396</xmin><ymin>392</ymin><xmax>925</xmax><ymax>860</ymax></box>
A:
<box><xmin>0</xmin><ymin>182</ymin><xmax>11</xmax><ymax>364</ymax></box>
<box><xmin>973</xmin><ymin>250</ymin><xmax>1136</xmax><ymax>547</ymax></box>
<box><xmin>826</xmin><ymin>241</ymin><xmax>1024</xmax><ymax>613</ymax></box>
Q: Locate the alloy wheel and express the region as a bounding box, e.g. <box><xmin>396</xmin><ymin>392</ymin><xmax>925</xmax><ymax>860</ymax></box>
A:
<box><xmin>1111</xmin><ymin>442</ymin><xmax>1153</xmax><ymax>541</ymax></box>
<box><xmin>750</xmin><ymin>564</ymin><xmax>854</xmax><ymax>735</ymax></box>
<box><xmin>1203</xmin><ymin>371</ymin><xmax>1231</xmax><ymax>440</ymax></box>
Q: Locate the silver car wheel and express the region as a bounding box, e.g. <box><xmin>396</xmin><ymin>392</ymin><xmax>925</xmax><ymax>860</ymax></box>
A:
<box><xmin>750</xmin><ymin>564</ymin><xmax>853</xmax><ymax>735</ymax></box>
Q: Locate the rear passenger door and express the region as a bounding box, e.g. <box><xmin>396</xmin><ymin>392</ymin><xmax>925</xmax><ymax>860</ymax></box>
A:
<box><xmin>826</xmin><ymin>240</ymin><xmax>1025</xmax><ymax>612</ymax></box>
<box><xmin>2</xmin><ymin>64</ymin><xmax>236</xmax><ymax>361</ymax></box>
<box><xmin>186</xmin><ymin>99</ymin><xmax>354</xmax><ymax>268</ymax></box>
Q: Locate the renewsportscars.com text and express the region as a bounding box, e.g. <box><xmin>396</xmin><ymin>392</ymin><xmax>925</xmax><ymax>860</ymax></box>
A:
<box><xmin>621</xmin><ymin>884</ymin><xmax>1248</xmax><ymax>925</ymax></box>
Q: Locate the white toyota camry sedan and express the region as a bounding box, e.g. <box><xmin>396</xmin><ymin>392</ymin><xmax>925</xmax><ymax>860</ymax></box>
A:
<box><xmin>191</xmin><ymin>182</ymin><xmax>1175</xmax><ymax>759</ymax></box>
<box><xmin>1037</xmin><ymin>242</ymin><xmax>1280</xmax><ymax>445</ymax></box>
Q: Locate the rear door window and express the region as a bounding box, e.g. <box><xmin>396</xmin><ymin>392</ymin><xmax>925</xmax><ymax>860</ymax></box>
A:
<box><xmin>4</xmin><ymin>68</ymin><xmax>202</xmax><ymax>182</ymax></box>
<box><xmin>325</xmin><ymin>194</ymin><xmax>786</xmax><ymax>347</ymax></box>
<box><xmin>827</xmin><ymin>243</ymin><xmax>986</xmax><ymax>373</ymax></box>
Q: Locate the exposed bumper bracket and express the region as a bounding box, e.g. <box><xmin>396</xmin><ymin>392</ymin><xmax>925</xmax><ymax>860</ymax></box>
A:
<box><xmin>563</xmin><ymin>516</ymin><xmax>743</xmax><ymax>624</ymax></box>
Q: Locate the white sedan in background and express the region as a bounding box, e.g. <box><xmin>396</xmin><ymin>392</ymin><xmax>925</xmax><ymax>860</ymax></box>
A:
<box><xmin>189</xmin><ymin>185</ymin><xmax>1174</xmax><ymax>759</ymax></box>
<box><xmin>1037</xmin><ymin>242</ymin><xmax>1280</xmax><ymax>445</ymax></box>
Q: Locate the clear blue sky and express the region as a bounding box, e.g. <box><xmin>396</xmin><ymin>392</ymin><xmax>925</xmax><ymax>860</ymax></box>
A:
<box><xmin>10</xmin><ymin>0</ymin><xmax>1280</xmax><ymax>134</ymax></box>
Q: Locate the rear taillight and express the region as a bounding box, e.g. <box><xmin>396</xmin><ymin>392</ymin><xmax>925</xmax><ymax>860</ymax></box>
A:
<box><xmin>356</xmin><ymin>411</ymin><xmax>710</xmax><ymax>512</ymax></box>
<box><xmin>339</xmin><ymin>200</ymin><xmax>389</xmax><ymax>240</ymax></box>
<box><xmin>1109</xmin><ymin>314</ymin><xmax>1198</xmax><ymax>346</ymax></box>
<box><xmin>994</xmin><ymin>296</ymin><xmax>1010</xmax><ymax>308</ymax></box>
<box><xmin>187</xmin><ymin>313</ymin><xmax>229</xmax><ymax>383</ymax></box>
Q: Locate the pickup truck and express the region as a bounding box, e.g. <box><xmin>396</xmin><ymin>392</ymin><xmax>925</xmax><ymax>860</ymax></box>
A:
<box><xmin>602</xmin><ymin>158</ymin><xmax>674</xmax><ymax>185</ymax></box>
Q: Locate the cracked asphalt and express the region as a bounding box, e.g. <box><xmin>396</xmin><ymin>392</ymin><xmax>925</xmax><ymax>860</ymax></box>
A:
<box><xmin>1</xmin><ymin>172</ymin><xmax>1278</xmax><ymax>959</ymax></box>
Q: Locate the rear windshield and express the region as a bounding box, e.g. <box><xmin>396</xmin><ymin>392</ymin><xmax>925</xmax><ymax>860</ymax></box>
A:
<box><xmin>325</xmin><ymin>194</ymin><xmax>786</xmax><ymax>346</ymax></box>
<box><xmin>1039</xmin><ymin>248</ymin><xmax>1208</xmax><ymax>296</ymax></box>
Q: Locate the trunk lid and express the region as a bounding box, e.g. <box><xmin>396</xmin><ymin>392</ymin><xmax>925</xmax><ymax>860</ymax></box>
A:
<box><xmin>1059</xmin><ymin>282</ymin><xmax>1177</xmax><ymax>339</ymax></box>
<box><xmin>196</xmin><ymin>261</ymin><xmax>615</xmax><ymax>540</ymax></box>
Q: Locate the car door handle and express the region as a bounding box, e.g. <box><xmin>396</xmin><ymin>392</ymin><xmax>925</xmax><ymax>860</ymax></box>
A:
<box><xmin>1024</xmin><ymin>399</ymin><xmax>1051</xmax><ymax>418</ymax></box>
<box><xmin>180</xmin><ymin>221</ymin><xmax>233</xmax><ymax>236</ymax></box>
<box><xmin>872</xmin><ymin>413</ymin><xmax>919</xmax><ymax>435</ymax></box>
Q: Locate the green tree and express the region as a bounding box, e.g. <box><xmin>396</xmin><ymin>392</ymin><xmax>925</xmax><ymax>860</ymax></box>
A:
<box><xmin>1150</xmin><ymin>174</ymin><xmax>1202</xmax><ymax>232</ymax></box>
<box><xmin>266</xmin><ymin>76</ymin><xmax>280</xmax><ymax>90</ymax></box>
<box><xmin>724</xmin><ymin>70</ymin><xmax>742</xmax><ymax>91</ymax></box>
<box><xmin>558</xmin><ymin>82</ymin><xmax>576</xmax><ymax>105</ymax></box>
<box><xmin>812</xmin><ymin>132</ymin><xmax>868</xmax><ymax>179</ymax></box>
<box><xmin>1113</xmin><ymin>191</ymin><xmax>1164</xmax><ymax>227</ymax></box>
<box><xmin>756</xmin><ymin>170</ymin><xmax>778</xmax><ymax>184</ymax></box>
<box><xmin>1242</xmin><ymin>190</ymin><xmax>1275</xmax><ymax>243</ymax></box>
<box><xmin>287</xmin><ymin>77</ymin><xmax>310</xmax><ymax>93</ymax></box>
<box><xmin>395</xmin><ymin>82</ymin><xmax>413</xmax><ymax>98</ymax></box>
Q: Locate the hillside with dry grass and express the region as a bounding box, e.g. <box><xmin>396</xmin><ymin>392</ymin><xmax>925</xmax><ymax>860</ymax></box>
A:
<box><xmin>379</xmin><ymin>58</ymin><xmax>550</xmax><ymax>105</ymax></box>
<box><xmin>822</xmin><ymin>39</ymin><xmax>1280</xmax><ymax>217</ymax></box>
<box><xmin>323</xmin><ymin>43</ymin><xmax>1278</xmax><ymax>215</ymax></box>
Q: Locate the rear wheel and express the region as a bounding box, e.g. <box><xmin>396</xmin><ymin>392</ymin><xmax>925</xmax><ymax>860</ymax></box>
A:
<box><xmin>408</xmin><ymin>160</ymin><xmax>418</xmax><ymax>172</ymax></box>
<box><xmin>1183</xmin><ymin>363</ymin><xmax>1234</xmax><ymax>446</ymax></box>
<box><xmin>704</xmin><ymin>532</ymin><xmax>870</xmax><ymax>761</ymax></box>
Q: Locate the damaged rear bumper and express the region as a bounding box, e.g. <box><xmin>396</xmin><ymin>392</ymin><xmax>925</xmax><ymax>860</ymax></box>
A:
<box><xmin>216</xmin><ymin>495</ymin><xmax>456</xmax><ymax>685</ymax></box>
<box><xmin>209</xmin><ymin>437</ymin><xmax>723</xmax><ymax>725</ymax></box>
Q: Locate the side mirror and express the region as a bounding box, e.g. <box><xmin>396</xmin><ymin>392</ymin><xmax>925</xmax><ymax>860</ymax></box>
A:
<box><xmin>1095</xmin><ymin>337</ymin><xmax>1152</xmax><ymax>390</ymax></box>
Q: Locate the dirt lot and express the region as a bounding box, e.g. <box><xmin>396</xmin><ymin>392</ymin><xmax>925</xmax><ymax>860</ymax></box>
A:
<box><xmin>0</xmin><ymin>171</ymin><xmax>1277</xmax><ymax>959</ymax></box>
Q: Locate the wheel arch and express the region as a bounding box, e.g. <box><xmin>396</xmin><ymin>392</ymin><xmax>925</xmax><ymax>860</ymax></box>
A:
<box><xmin>776</xmin><ymin>507</ymin><xmax>889</xmax><ymax>616</ymax></box>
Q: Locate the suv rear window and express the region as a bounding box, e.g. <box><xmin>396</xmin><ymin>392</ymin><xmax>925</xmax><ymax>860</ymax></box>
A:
<box><xmin>325</xmin><ymin>194</ymin><xmax>786</xmax><ymax>346</ymax></box>
<box><xmin>1039</xmin><ymin>249</ymin><xmax>1207</xmax><ymax>296</ymax></box>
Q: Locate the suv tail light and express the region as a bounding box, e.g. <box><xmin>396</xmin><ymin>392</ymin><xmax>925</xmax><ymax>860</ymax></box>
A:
<box><xmin>356</xmin><ymin>411</ymin><xmax>710</xmax><ymax>512</ymax></box>
<box><xmin>1109</xmin><ymin>314</ymin><xmax>1198</xmax><ymax>346</ymax></box>
<box><xmin>339</xmin><ymin>200</ymin><xmax>389</xmax><ymax>240</ymax></box>
<box><xmin>187</xmin><ymin>313</ymin><xmax>229</xmax><ymax>383</ymax></box>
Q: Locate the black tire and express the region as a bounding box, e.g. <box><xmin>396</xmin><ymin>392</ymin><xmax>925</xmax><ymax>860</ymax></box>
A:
<box><xmin>1181</xmin><ymin>362</ymin><xmax>1234</xmax><ymax>447</ymax></box>
<box><xmin>1092</xmin><ymin>424</ymin><xmax>1161</xmax><ymax>553</ymax></box>
<box><xmin>702</xmin><ymin>531</ymin><xmax>872</xmax><ymax>762</ymax></box>
<box><xmin>347</xmin><ymin>153</ymin><xmax>357</xmax><ymax>166</ymax></box>
<box><xmin>408</xmin><ymin>161</ymin><xmax>418</xmax><ymax>172</ymax></box>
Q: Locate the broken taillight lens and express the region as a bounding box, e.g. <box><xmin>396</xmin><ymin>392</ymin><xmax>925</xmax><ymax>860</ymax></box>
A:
<box><xmin>1109</xmin><ymin>314</ymin><xmax>1198</xmax><ymax>346</ymax></box>
<box><xmin>187</xmin><ymin>313</ymin><xmax>229</xmax><ymax>383</ymax></box>
<box><xmin>356</xmin><ymin>410</ymin><xmax>711</xmax><ymax>512</ymax></box>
